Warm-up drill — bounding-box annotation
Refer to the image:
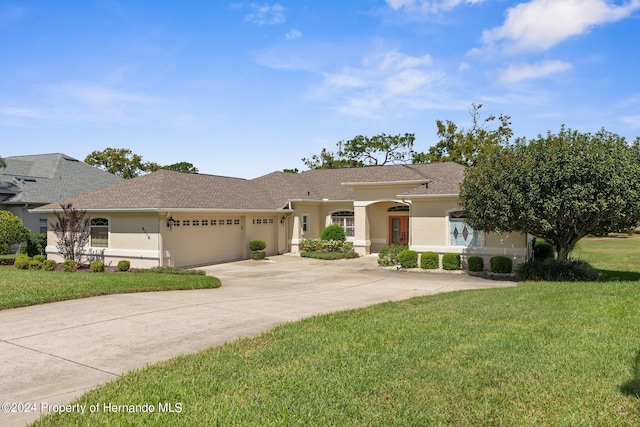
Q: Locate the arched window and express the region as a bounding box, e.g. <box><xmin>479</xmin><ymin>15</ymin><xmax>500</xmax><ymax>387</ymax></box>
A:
<box><xmin>387</xmin><ymin>205</ymin><xmax>410</xmax><ymax>212</ymax></box>
<box><xmin>331</xmin><ymin>211</ymin><xmax>354</xmax><ymax>237</ymax></box>
<box><xmin>449</xmin><ymin>211</ymin><xmax>481</xmax><ymax>247</ymax></box>
<box><xmin>90</xmin><ymin>218</ymin><xmax>109</xmax><ymax>248</ymax></box>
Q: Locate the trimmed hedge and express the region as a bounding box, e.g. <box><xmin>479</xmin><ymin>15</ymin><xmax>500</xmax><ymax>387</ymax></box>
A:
<box><xmin>533</xmin><ymin>238</ymin><xmax>555</xmax><ymax>260</ymax></box>
<box><xmin>299</xmin><ymin>238</ymin><xmax>322</xmax><ymax>252</ymax></box>
<box><xmin>516</xmin><ymin>259</ymin><xmax>600</xmax><ymax>282</ymax></box>
<box><xmin>300</xmin><ymin>251</ymin><xmax>360</xmax><ymax>260</ymax></box>
<box><xmin>320</xmin><ymin>225</ymin><xmax>346</xmax><ymax>242</ymax></box>
<box><xmin>490</xmin><ymin>256</ymin><xmax>512</xmax><ymax>273</ymax></box>
<box><xmin>136</xmin><ymin>266</ymin><xmax>205</xmax><ymax>276</ymax></box>
<box><xmin>442</xmin><ymin>253</ymin><xmax>461</xmax><ymax>270</ymax></box>
<box><xmin>14</xmin><ymin>256</ymin><xmax>31</xmax><ymax>270</ymax></box>
<box><xmin>62</xmin><ymin>260</ymin><xmax>79</xmax><ymax>272</ymax></box>
<box><xmin>90</xmin><ymin>261</ymin><xmax>105</xmax><ymax>273</ymax></box>
<box><xmin>467</xmin><ymin>256</ymin><xmax>484</xmax><ymax>272</ymax></box>
<box><xmin>117</xmin><ymin>260</ymin><xmax>131</xmax><ymax>272</ymax></box>
<box><xmin>397</xmin><ymin>250</ymin><xmax>419</xmax><ymax>269</ymax></box>
<box><xmin>43</xmin><ymin>259</ymin><xmax>57</xmax><ymax>271</ymax></box>
<box><xmin>251</xmin><ymin>251</ymin><xmax>267</xmax><ymax>261</ymax></box>
<box><xmin>28</xmin><ymin>259</ymin><xmax>42</xmax><ymax>270</ymax></box>
<box><xmin>378</xmin><ymin>245</ymin><xmax>408</xmax><ymax>267</ymax></box>
<box><xmin>249</xmin><ymin>240</ymin><xmax>267</xmax><ymax>251</ymax></box>
<box><xmin>420</xmin><ymin>252</ymin><xmax>439</xmax><ymax>269</ymax></box>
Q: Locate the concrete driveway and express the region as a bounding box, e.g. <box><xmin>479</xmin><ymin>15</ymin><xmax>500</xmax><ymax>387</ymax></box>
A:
<box><xmin>0</xmin><ymin>254</ymin><xmax>515</xmax><ymax>426</ymax></box>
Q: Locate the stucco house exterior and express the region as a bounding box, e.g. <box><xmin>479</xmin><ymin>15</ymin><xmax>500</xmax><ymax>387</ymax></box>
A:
<box><xmin>33</xmin><ymin>162</ymin><xmax>528</xmax><ymax>269</ymax></box>
<box><xmin>1</xmin><ymin>153</ymin><xmax>123</xmax><ymax>233</ymax></box>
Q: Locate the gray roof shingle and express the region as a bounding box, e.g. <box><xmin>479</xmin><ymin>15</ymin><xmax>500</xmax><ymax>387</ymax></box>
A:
<box><xmin>34</xmin><ymin>162</ymin><xmax>465</xmax><ymax>212</ymax></box>
<box><xmin>0</xmin><ymin>153</ymin><xmax>124</xmax><ymax>205</ymax></box>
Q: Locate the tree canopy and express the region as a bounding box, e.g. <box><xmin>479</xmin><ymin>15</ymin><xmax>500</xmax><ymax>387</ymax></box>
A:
<box><xmin>302</xmin><ymin>133</ymin><xmax>415</xmax><ymax>170</ymax></box>
<box><xmin>459</xmin><ymin>126</ymin><xmax>640</xmax><ymax>260</ymax></box>
<box><xmin>413</xmin><ymin>104</ymin><xmax>513</xmax><ymax>166</ymax></box>
<box><xmin>85</xmin><ymin>148</ymin><xmax>199</xmax><ymax>178</ymax></box>
<box><xmin>0</xmin><ymin>211</ymin><xmax>30</xmax><ymax>254</ymax></box>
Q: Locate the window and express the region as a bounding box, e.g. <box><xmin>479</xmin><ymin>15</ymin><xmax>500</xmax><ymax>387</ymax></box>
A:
<box><xmin>388</xmin><ymin>205</ymin><xmax>410</xmax><ymax>212</ymax></box>
<box><xmin>202</xmin><ymin>220</ymin><xmax>208</xmax><ymax>226</ymax></box>
<box><xmin>182</xmin><ymin>220</ymin><xmax>190</xmax><ymax>226</ymax></box>
<box><xmin>39</xmin><ymin>218</ymin><xmax>48</xmax><ymax>234</ymax></box>
<box><xmin>193</xmin><ymin>220</ymin><xmax>200</xmax><ymax>226</ymax></box>
<box><xmin>211</xmin><ymin>220</ymin><xmax>217</xmax><ymax>225</ymax></box>
<box><xmin>90</xmin><ymin>218</ymin><xmax>109</xmax><ymax>248</ymax></box>
<box><xmin>227</xmin><ymin>219</ymin><xmax>233</xmax><ymax>225</ymax></box>
<box><xmin>331</xmin><ymin>211</ymin><xmax>355</xmax><ymax>237</ymax></box>
<box><xmin>234</xmin><ymin>219</ymin><xmax>240</xmax><ymax>225</ymax></box>
<box><xmin>301</xmin><ymin>214</ymin><xmax>310</xmax><ymax>234</ymax></box>
<box><xmin>449</xmin><ymin>211</ymin><xmax>481</xmax><ymax>247</ymax></box>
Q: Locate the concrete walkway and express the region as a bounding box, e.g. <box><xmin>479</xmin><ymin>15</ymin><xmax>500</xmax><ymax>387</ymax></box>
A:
<box><xmin>0</xmin><ymin>255</ymin><xmax>515</xmax><ymax>426</ymax></box>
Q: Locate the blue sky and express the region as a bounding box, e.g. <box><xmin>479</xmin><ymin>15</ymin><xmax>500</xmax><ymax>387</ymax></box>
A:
<box><xmin>2</xmin><ymin>0</ymin><xmax>639</xmax><ymax>178</ymax></box>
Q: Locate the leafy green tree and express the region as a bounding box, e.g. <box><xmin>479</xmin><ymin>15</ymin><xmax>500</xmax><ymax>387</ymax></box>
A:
<box><xmin>50</xmin><ymin>203</ymin><xmax>91</xmax><ymax>262</ymax></box>
<box><xmin>302</xmin><ymin>133</ymin><xmax>415</xmax><ymax>170</ymax></box>
<box><xmin>413</xmin><ymin>104</ymin><xmax>513</xmax><ymax>166</ymax></box>
<box><xmin>0</xmin><ymin>211</ymin><xmax>30</xmax><ymax>254</ymax></box>
<box><xmin>161</xmin><ymin>162</ymin><xmax>199</xmax><ymax>174</ymax></box>
<box><xmin>459</xmin><ymin>126</ymin><xmax>640</xmax><ymax>261</ymax></box>
<box><xmin>85</xmin><ymin>147</ymin><xmax>148</xmax><ymax>179</ymax></box>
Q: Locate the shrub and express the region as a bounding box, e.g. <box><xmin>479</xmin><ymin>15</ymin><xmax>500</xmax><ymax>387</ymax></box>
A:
<box><xmin>62</xmin><ymin>259</ymin><xmax>79</xmax><ymax>272</ymax></box>
<box><xmin>14</xmin><ymin>256</ymin><xmax>31</xmax><ymax>270</ymax></box>
<box><xmin>378</xmin><ymin>245</ymin><xmax>408</xmax><ymax>267</ymax></box>
<box><xmin>322</xmin><ymin>240</ymin><xmax>345</xmax><ymax>252</ymax></box>
<box><xmin>490</xmin><ymin>256</ymin><xmax>513</xmax><ymax>273</ymax></box>
<box><xmin>18</xmin><ymin>245</ymin><xmax>28</xmax><ymax>255</ymax></box>
<box><xmin>468</xmin><ymin>256</ymin><xmax>484</xmax><ymax>272</ymax></box>
<box><xmin>300</xmin><ymin>251</ymin><xmax>360</xmax><ymax>260</ymax></box>
<box><xmin>27</xmin><ymin>233</ymin><xmax>47</xmax><ymax>257</ymax></box>
<box><xmin>321</xmin><ymin>224</ymin><xmax>346</xmax><ymax>242</ymax></box>
<box><xmin>420</xmin><ymin>252</ymin><xmax>439</xmax><ymax>269</ymax></box>
<box><xmin>117</xmin><ymin>260</ymin><xmax>131</xmax><ymax>272</ymax></box>
<box><xmin>0</xmin><ymin>254</ymin><xmax>18</xmax><ymax>266</ymax></box>
<box><xmin>516</xmin><ymin>259</ymin><xmax>600</xmax><ymax>282</ymax></box>
<box><xmin>300</xmin><ymin>238</ymin><xmax>322</xmax><ymax>252</ymax></box>
<box><xmin>533</xmin><ymin>238</ymin><xmax>555</xmax><ymax>260</ymax></box>
<box><xmin>28</xmin><ymin>259</ymin><xmax>43</xmax><ymax>270</ymax></box>
<box><xmin>397</xmin><ymin>250</ymin><xmax>419</xmax><ymax>269</ymax></box>
<box><xmin>251</xmin><ymin>251</ymin><xmax>267</xmax><ymax>260</ymax></box>
<box><xmin>33</xmin><ymin>254</ymin><xmax>46</xmax><ymax>263</ymax></box>
<box><xmin>90</xmin><ymin>261</ymin><xmax>105</xmax><ymax>272</ymax></box>
<box><xmin>249</xmin><ymin>240</ymin><xmax>267</xmax><ymax>251</ymax></box>
<box><xmin>442</xmin><ymin>253</ymin><xmax>461</xmax><ymax>270</ymax></box>
<box><xmin>43</xmin><ymin>259</ymin><xmax>57</xmax><ymax>271</ymax></box>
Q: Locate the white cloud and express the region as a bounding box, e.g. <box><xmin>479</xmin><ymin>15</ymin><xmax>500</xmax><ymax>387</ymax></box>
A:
<box><xmin>385</xmin><ymin>0</ymin><xmax>486</xmax><ymax>13</ymax></box>
<box><xmin>244</xmin><ymin>3</ymin><xmax>285</xmax><ymax>25</ymax></box>
<box><xmin>621</xmin><ymin>114</ymin><xmax>640</xmax><ymax>128</ymax></box>
<box><xmin>318</xmin><ymin>50</ymin><xmax>446</xmax><ymax>117</ymax></box>
<box><xmin>499</xmin><ymin>60</ymin><xmax>573</xmax><ymax>83</ymax></box>
<box><xmin>43</xmin><ymin>82</ymin><xmax>156</xmax><ymax>106</ymax></box>
<box><xmin>285</xmin><ymin>28</ymin><xmax>301</xmax><ymax>40</ymax></box>
<box><xmin>482</xmin><ymin>0</ymin><xmax>640</xmax><ymax>54</ymax></box>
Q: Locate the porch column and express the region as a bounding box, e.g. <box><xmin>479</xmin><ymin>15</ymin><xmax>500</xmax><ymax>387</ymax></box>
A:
<box><xmin>353</xmin><ymin>202</ymin><xmax>370</xmax><ymax>255</ymax></box>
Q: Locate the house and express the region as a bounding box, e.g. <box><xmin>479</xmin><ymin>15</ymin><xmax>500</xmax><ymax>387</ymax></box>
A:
<box><xmin>1</xmin><ymin>153</ymin><xmax>123</xmax><ymax>233</ymax></box>
<box><xmin>33</xmin><ymin>162</ymin><xmax>528</xmax><ymax>269</ymax></box>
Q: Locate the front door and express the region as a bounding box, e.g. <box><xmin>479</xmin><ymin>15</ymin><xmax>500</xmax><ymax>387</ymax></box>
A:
<box><xmin>389</xmin><ymin>216</ymin><xmax>409</xmax><ymax>246</ymax></box>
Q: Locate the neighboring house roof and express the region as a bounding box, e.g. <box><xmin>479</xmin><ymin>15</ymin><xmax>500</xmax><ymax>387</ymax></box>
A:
<box><xmin>0</xmin><ymin>153</ymin><xmax>124</xmax><ymax>205</ymax></box>
<box><xmin>33</xmin><ymin>162</ymin><xmax>465</xmax><ymax>212</ymax></box>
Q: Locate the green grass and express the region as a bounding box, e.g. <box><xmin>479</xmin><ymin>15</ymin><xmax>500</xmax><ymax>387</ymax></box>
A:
<box><xmin>32</xmin><ymin>236</ymin><xmax>640</xmax><ymax>426</ymax></box>
<box><xmin>0</xmin><ymin>268</ymin><xmax>220</xmax><ymax>310</ymax></box>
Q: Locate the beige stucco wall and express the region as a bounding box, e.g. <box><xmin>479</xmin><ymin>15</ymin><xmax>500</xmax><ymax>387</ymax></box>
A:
<box><xmin>289</xmin><ymin>201</ymin><xmax>354</xmax><ymax>252</ymax></box>
<box><xmin>45</xmin><ymin>211</ymin><xmax>287</xmax><ymax>268</ymax></box>
<box><xmin>3</xmin><ymin>205</ymin><xmax>46</xmax><ymax>234</ymax></box>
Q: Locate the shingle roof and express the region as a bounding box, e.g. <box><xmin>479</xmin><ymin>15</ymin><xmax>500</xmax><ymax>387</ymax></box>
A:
<box><xmin>0</xmin><ymin>153</ymin><xmax>124</xmax><ymax>205</ymax></box>
<box><xmin>34</xmin><ymin>162</ymin><xmax>465</xmax><ymax>212</ymax></box>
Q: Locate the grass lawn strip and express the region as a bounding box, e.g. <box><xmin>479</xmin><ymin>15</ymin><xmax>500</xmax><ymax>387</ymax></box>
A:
<box><xmin>0</xmin><ymin>268</ymin><xmax>220</xmax><ymax>310</ymax></box>
<box><xmin>31</xmin><ymin>236</ymin><xmax>640</xmax><ymax>426</ymax></box>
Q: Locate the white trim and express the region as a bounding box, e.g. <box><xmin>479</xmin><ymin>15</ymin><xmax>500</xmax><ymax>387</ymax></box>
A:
<box><xmin>34</xmin><ymin>207</ymin><xmax>294</xmax><ymax>214</ymax></box>
<box><xmin>399</xmin><ymin>193</ymin><xmax>458</xmax><ymax>199</ymax></box>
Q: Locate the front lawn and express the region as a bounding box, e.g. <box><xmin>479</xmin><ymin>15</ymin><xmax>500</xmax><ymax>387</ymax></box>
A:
<box><xmin>32</xmin><ymin>236</ymin><xmax>640</xmax><ymax>426</ymax></box>
<box><xmin>0</xmin><ymin>268</ymin><xmax>221</xmax><ymax>310</ymax></box>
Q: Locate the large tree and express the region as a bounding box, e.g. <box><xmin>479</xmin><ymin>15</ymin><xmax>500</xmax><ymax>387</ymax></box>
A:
<box><xmin>85</xmin><ymin>148</ymin><xmax>199</xmax><ymax>178</ymax></box>
<box><xmin>460</xmin><ymin>126</ymin><xmax>640</xmax><ymax>261</ymax></box>
<box><xmin>302</xmin><ymin>133</ymin><xmax>415</xmax><ymax>170</ymax></box>
<box><xmin>50</xmin><ymin>203</ymin><xmax>91</xmax><ymax>262</ymax></box>
<box><xmin>413</xmin><ymin>104</ymin><xmax>513</xmax><ymax>166</ymax></box>
<box><xmin>0</xmin><ymin>211</ymin><xmax>30</xmax><ymax>254</ymax></box>
<box><xmin>85</xmin><ymin>148</ymin><xmax>148</xmax><ymax>179</ymax></box>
